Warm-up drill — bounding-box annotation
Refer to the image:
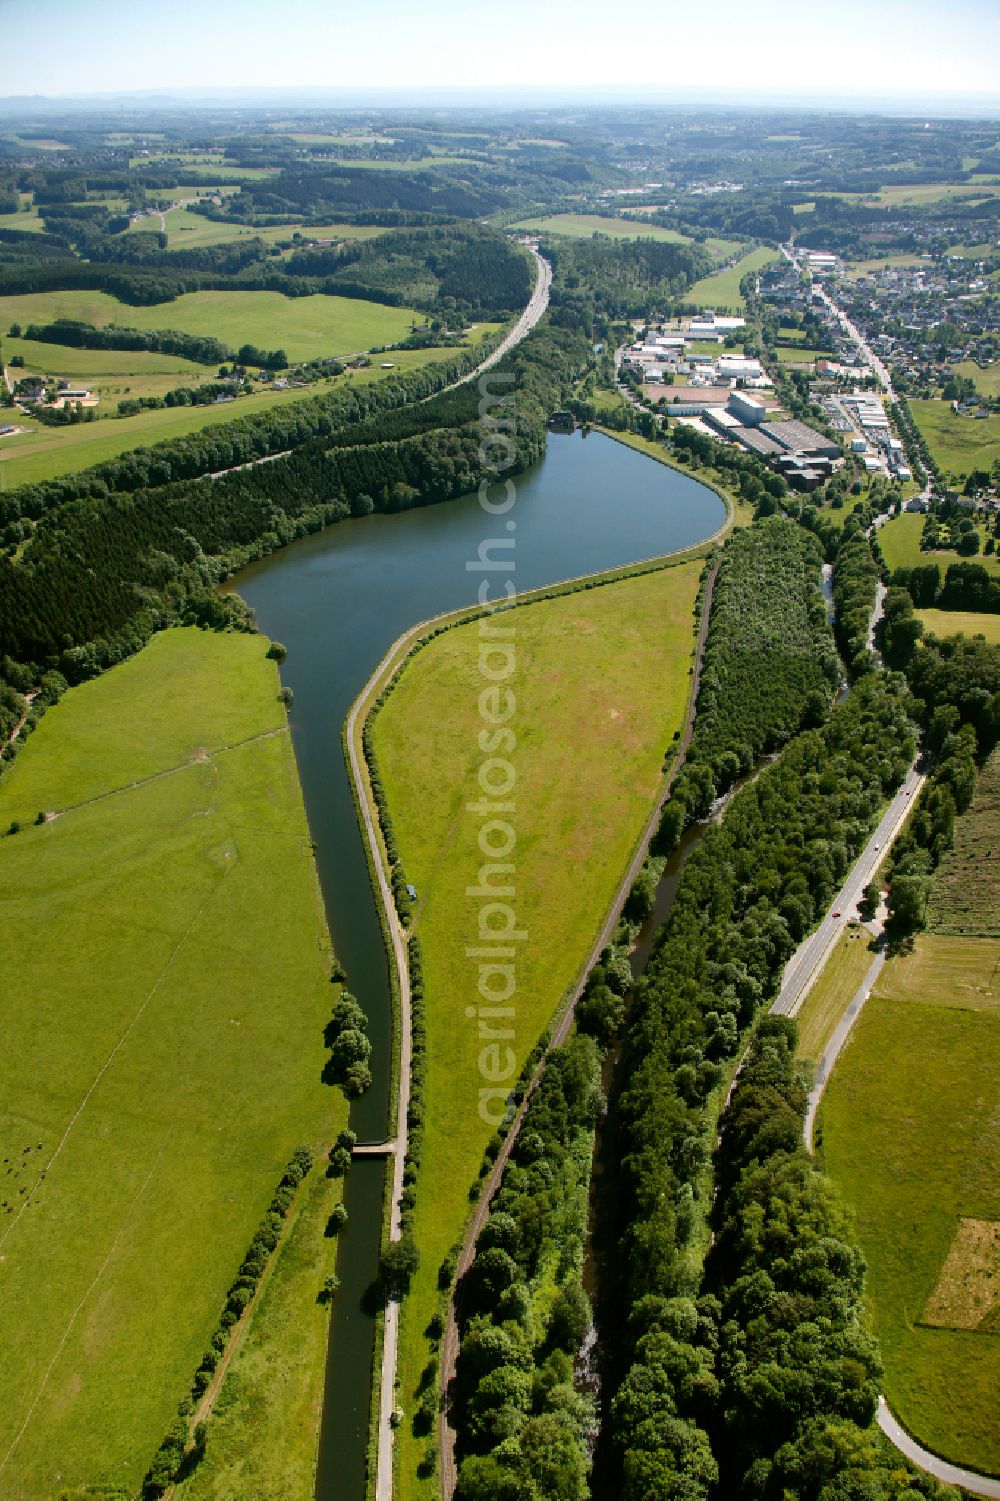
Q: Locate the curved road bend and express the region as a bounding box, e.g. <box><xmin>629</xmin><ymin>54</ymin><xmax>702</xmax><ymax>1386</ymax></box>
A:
<box><xmin>770</xmin><ymin>741</ymin><xmax>1000</xmax><ymax>1496</ymax></box>
<box><xmin>437</xmin><ymin>558</ymin><xmax>724</xmax><ymax>1499</ymax></box>
<box><xmin>438</xmin><ymin>242</ymin><xmax>552</xmax><ymax>394</ymax></box>
<box><xmin>877</xmin><ymin>1400</ymin><xmax>1000</xmax><ymax>1501</ymax></box>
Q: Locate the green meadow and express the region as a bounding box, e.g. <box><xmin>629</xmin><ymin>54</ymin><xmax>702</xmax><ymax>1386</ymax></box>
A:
<box><xmin>822</xmin><ymin>965</ymin><xmax>1000</xmax><ymax>1475</ymax></box>
<box><xmin>910</xmin><ymin>397</ymin><xmax>1000</xmax><ymax>478</ymax></box>
<box><xmin>0</xmin><ymin>287</ymin><xmax>422</xmax><ymax>365</ymax></box>
<box><xmin>0</xmin><ymin>324</ymin><xmax>501</xmax><ymax>487</ymax></box>
<box><xmin>684</xmin><ymin>246</ymin><xmax>781</xmax><ymax>310</ymax></box>
<box><xmin>511</xmin><ymin>212</ymin><xmax>695</xmax><ymax>244</ymax></box>
<box><xmin>0</xmin><ymin>628</ymin><xmax>344</xmax><ymax>1499</ymax></box>
<box><xmin>371</xmin><ymin>560</ymin><xmax>705</xmax><ymax>1498</ymax></box>
<box><xmin>877</xmin><ymin>511</ymin><xmax>1000</xmax><ymax>576</ymax></box>
<box><xmin>793</xmin><ymin>924</ymin><xmax>875</xmax><ymax>1062</ymax></box>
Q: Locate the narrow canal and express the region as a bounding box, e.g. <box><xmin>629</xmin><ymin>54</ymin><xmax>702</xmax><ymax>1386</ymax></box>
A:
<box><xmin>233</xmin><ymin>429</ymin><xmax>727</xmax><ymax>1499</ymax></box>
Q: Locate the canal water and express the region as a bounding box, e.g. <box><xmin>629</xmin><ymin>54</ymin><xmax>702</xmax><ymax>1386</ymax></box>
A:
<box><xmin>233</xmin><ymin>429</ymin><xmax>726</xmax><ymax>1500</ymax></box>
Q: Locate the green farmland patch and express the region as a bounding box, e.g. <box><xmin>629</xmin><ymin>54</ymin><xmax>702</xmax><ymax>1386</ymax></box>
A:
<box><xmin>0</xmin><ymin>288</ymin><xmax>423</xmax><ymax>366</ymax></box>
<box><xmin>822</xmin><ymin>978</ymin><xmax>1000</xmax><ymax>1476</ymax></box>
<box><xmin>910</xmin><ymin>397</ymin><xmax>1000</xmax><ymax>478</ymax></box>
<box><xmin>0</xmin><ymin>628</ymin><xmax>343</xmax><ymax>1499</ymax></box>
<box><xmin>684</xmin><ymin>246</ymin><xmax>780</xmax><ymax>311</ymax></box>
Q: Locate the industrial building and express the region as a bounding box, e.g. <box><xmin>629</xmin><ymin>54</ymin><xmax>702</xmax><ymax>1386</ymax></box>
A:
<box><xmin>758</xmin><ymin>420</ymin><xmax>841</xmax><ymax>458</ymax></box>
<box><xmin>687</xmin><ymin>309</ymin><xmax>746</xmax><ymax>339</ymax></box>
<box><xmin>727</xmin><ymin>390</ymin><xmax>767</xmax><ymax>426</ymax></box>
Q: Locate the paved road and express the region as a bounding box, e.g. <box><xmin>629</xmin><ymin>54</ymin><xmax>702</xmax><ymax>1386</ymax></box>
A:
<box><xmin>780</xmin><ymin>245</ymin><xmax>894</xmax><ymax>398</ymax></box>
<box><xmin>876</xmin><ymin>1400</ymin><xmax>1000</xmax><ymax>1500</ymax></box>
<box><xmin>437</xmin><ymin>557</ymin><xmax>725</xmax><ymax>1499</ymax></box>
<box><xmin>769</xmin><ymin>735</ymin><xmax>1000</xmax><ymax>1498</ymax></box>
<box><xmin>772</xmin><ymin>763</ymin><xmax>924</xmax><ymax>1021</ymax></box>
<box><xmin>445</xmin><ymin>243</ymin><xmax>551</xmax><ymax>391</ymax></box>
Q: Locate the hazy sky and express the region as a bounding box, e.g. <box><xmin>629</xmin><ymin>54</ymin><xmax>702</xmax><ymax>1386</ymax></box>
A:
<box><xmin>7</xmin><ymin>0</ymin><xmax>1000</xmax><ymax>102</ymax></box>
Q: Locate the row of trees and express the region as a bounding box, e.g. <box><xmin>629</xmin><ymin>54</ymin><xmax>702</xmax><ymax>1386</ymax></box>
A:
<box><xmin>706</xmin><ymin>1020</ymin><xmax>957</xmax><ymax>1501</ymax></box>
<box><xmin>20</xmin><ymin>317</ymin><xmax>233</xmax><ymax>366</ymax></box>
<box><xmin>0</xmin><ymin>333</ymin><xmax>491</xmax><ymax>527</ymax></box>
<box><xmin>602</xmin><ymin>675</ymin><xmax>916</xmax><ymax>1499</ymax></box>
<box><xmin>452</xmin><ymin>1036</ymin><xmax>603</xmax><ymax>1500</ymax></box>
<box><xmin>891</xmin><ymin>559</ymin><xmax>1000</xmax><ymax>614</ymax></box>
<box><xmin>141</xmin><ymin>1146</ymin><xmax>314</xmax><ymax>1497</ymax></box>
<box><xmin>831</xmin><ymin>516</ymin><xmax>881</xmax><ymax>675</ymax></box>
<box><xmin>655</xmin><ymin>519</ymin><xmax>839</xmax><ymax>854</ymax></box>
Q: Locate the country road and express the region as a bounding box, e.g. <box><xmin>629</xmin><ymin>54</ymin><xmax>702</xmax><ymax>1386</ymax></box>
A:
<box><xmin>437</xmin><ymin>556</ymin><xmax>724</xmax><ymax>1500</ymax></box>
<box><xmin>768</xmin><ymin>716</ymin><xmax>1000</xmax><ymax>1498</ymax></box>
<box><xmin>771</xmin><ymin>761</ymin><xmax>924</xmax><ymax>1021</ymax></box>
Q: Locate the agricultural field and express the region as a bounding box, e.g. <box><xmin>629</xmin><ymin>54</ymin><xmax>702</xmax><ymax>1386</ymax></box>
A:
<box><xmin>0</xmin><ymin>628</ymin><xmax>344</xmax><ymax>1500</ymax></box>
<box><xmin>127</xmin><ymin>205</ymin><xmax>385</xmax><ymax>251</ymax></box>
<box><xmin>845</xmin><ymin>254</ymin><xmax>927</xmax><ymax>276</ymax></box>
<box><xmin>511</xmin><ymin>212</ymin><xmax>695</xmax><ymax>244</ymax></box>
<box><xmin>775</xmin><ymin>344</ymin><xmax>831</xmax><ymax>365</ymax></box>
<box><xmin>915</xmin><ymin>609</ymin><xmax>1000</xmax><ymax>644</ymax></box>
<box><xmin>792</xmin><ymin>923</ymin><xmax>876</xmax><ymax>1061</ymax></box>
<box><xmin>3</xmin><ymin>333</ymin><xmax>213</xmax><ymax>402</ymax></box>
<box><xmin>0</xmin><ymin>323</ymin><xmax>500</xmax><ymax>487</ymax></box>
<box><xmin>910</xmin><ymin>397</ymin><xmax>1000</xmax><ymax>477</ymax></box>
<box><xmin>821</xmin><ymin>182</ymin><xmax>1000</xmax><ymax>208</ymax></box>
<box><xmin>171</xmin><ymin>1158</ymin><xmax>343</xmax><ymax>1501</ymax></box>
<box><xmin>953</xmin><ymin>360</ymin><xmax>1000</xmax><ymax>399</ymax></box>
<box><xmin>371</xmin><ymin>560</ymin><xmax>706</xmax><ymax>1499</ymax></box>
<box><xmin>684</xmin><ymin>246</ymin><xmax>780</xmax><ymax>311</ymax></box>
<box><xmin>0</xmin><ymin>288</ymin><xmax>423</xmax><ymax>365</ymax></box>
<box><xmin>0</xmin><ymin>205</ymin><xmax>44</xmax><ymax>233</ymax></box>
<box><xmin>822</xmin><ymin>946</ymin><xmax>1000</xmax><ymax>1475</ymax></box>
<box><xmin>946</xmin><ymin>242</ymin><xmax>1000</xmax><ymax>259</ymax></box>
<box><xmin>927</xmin><ymin>748</ymin><xmax>1000</xmax><ymax>937</ymax></box>
<box><xmin>877</xmin><ymin>511</ymin><xmax>1000</xmax><ymax>576</ymax></box>
<box><xmin>876</xmin><ymin>934</ymin><xmax>1000</xmax><ymax>1008</ymax></box>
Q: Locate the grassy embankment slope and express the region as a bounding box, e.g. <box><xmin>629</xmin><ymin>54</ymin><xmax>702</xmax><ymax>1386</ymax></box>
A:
<box><xmin>128</xmin><ymin>208</ymin><xmax>384</xmax><ymax>251</ymax></box>
<box><xmin>878</xmin><ymin>511</ymin><xmax>1000</xmax><ymax>577</ymax></box>
<box><xmin>684</xmin><ymin>246</ymin><xmax>780</xmax><ymax>310</ymax></box>
<box><xmin>0</xmin><ymin>628</ymin><xmax>344</xmax><ymax>1499</ymax></box>
<box><xmin>510</xmin><ymin>214</ymin><xmax>742</xmax><ymax>261</ymax></box>
<box><xmin>821</xmin><ymin>747</ymin><xmax>1000</xmax><ymax>1476</ymax></box>
<box><xmin>0</xmin><ymin>317</ymin><xmax>501</xmax><ymax>488</ymax></box>
<box><xmin>792</xmin><ymin>923</ymin><xmax>876</xmax><ymax>1062</ymax></box>
<box><xmin>371</xmin><ymin>560</ymin><xmax>707</xmax><ymax>1499</ymax></box>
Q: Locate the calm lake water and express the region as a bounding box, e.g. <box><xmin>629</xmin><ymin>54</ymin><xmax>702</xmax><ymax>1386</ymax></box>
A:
<box><xmin>233</xmin><ymin>429</ymin><xmax>726</xmax><ymax>1499</ymax></box>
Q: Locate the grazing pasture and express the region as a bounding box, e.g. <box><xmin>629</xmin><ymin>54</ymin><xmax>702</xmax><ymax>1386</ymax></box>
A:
<box><xmin>822</xmin><ymin>980</ymin><xmax>1000</xmax><ymax>1475</ymax></box>
<box><xmin>684</xmin><ymin>246</ymin><xmax>780</xmax><ymax>310</ymax></box>
<box><xmin>0</xmin><ymin>628</ymin><xmax>343</xmax><ymax>1499</ymax></box>
<box><xmin>0</xmin><ymin>288</ymin><xmax>422</xmax><ymax>365</ymax></box>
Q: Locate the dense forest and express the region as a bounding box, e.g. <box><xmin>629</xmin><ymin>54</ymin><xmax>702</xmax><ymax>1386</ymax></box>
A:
<box><xmin>0</xmin><ymin>222</ymin><xmax>534</xmax><ymax>320</ymax></box>
<box><xmin>0</xmin><ymin>324</ymin><xmax>588</xmax><ymax>696</ymax></box>
<box><xmin>655</xmin><ymin>519</ymin><xmax>840</xmax><ymax>853</ymax></box>
<box><xmin>451</xmin><ymin>1037</ymin><xmax>602</xmax><ymax>1501</ymax></box>
<box><xmin>600</xmin><ymin>675</ymin><xmax>917</xmax><ymax>1500</ymax></box>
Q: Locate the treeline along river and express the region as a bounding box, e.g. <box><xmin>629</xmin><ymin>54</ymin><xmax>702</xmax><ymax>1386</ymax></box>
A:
<box><xmin>232</xmin><ymin>429</ymin><xmax>726</xmax><ymax>1499</ymax></box>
